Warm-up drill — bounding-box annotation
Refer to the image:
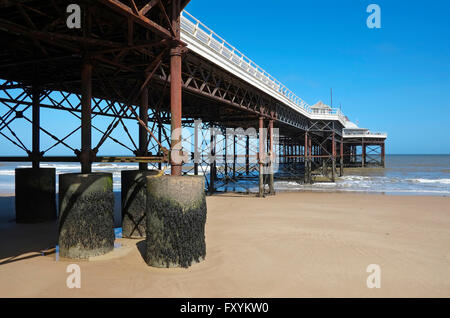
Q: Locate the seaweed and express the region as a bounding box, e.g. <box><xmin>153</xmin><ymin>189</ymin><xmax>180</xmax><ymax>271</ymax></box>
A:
<box><xmin>59</xmin><ymin>190</ymin><xmax>115</xmax><ymax>259</ymax></box>
<box><xmin>145</xmin><ymin>194</ymin><xmax>207</xmax><ymax>268</ymax></box>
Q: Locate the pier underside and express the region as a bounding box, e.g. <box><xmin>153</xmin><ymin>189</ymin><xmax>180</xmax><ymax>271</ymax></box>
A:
<box><xmin>343</xmin><ymin>137</ymin><xmax>386</xmax><ymax>168</ymax></box>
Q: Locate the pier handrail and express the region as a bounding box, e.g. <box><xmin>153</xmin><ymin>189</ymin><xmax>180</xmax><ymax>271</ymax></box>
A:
<box><xmin>343</xmin><ymin>130</ymin><xmax>388</xmax><ymax>137</ymax></box>
<box><xmin>181</xmin><ymin>11</ymin><xmax>315</xmax><ymax>115</ymax></box>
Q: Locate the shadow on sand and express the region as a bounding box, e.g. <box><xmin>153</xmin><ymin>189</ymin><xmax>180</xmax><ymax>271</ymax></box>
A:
<box><xmin>0</xmin><ymin>195</ymin><xmax>58</xmax><ymax>265</ymax></box>
<box><xmin>0</xmin><ymin>192</ymin><xmax>123</xmax><ymax>265</ymax></box>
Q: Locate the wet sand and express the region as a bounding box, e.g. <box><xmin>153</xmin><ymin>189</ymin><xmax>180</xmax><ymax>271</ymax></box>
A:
<box><xmin>0</xmin><ymin>192</ymin><xmax>449</xmax><ymax>297</ymax></box>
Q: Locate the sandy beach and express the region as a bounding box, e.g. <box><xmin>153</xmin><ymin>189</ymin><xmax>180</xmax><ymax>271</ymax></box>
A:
<box><xmin>0</xmin><ymin>192</ymin><xmax>449</xmax><ymax>298</ymax></box>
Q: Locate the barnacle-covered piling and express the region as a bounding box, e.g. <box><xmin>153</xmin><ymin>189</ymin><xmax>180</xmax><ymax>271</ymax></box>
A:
<box><xmin>58</xmin><ymin>173</ymin><xmax>115</xmax><ymax>259</ymax></box>
<box><xmin>145</xmin><ymin>175</ymin><xmax>206</xmax><ymax>268</ymax></box>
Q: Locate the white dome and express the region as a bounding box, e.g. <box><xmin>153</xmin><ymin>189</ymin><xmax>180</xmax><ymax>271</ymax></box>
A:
<box><xmin>345</xmin><ymin>121</ymin><xmax>359</xmax><ymax>129</ymax></box>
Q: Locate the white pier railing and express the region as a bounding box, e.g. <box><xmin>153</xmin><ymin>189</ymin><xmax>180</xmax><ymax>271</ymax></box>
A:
<box><xmin>181</xmin><ymin>11</ymin><xmax>334</xmax><ymax>118</ymax></box>
<box><xmin>343</xmin><ymin>130</ymin><xmax>388</xmax><ymax>138</ymax></box>
<box><xmin>180</xmin><ymin>11</ymin><xmax>349</xmax><ymax>125</ymax></box>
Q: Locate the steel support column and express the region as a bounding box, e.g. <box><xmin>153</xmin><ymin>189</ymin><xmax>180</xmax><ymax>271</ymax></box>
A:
<box><xmin>80</xmin><ymin>61</ymin><xmax>92</xmax><ymax>174</ymax></box>
<box><xmin>170</xmin><ymin>0</ymin><xmax>182</xmax><ymax>176</ymax></box>
<box><xmin>158</xmin><ymin>122</ymin><xmax>162</xmax><ymax>171</ymax></box>
<box><xmin>31</xmin><ymin>84</ymin><xmax>40</xmax><ymax>169</ymax></box>
<box><xmin>194</xmin><ymin>120</ymin><xmax>199</xmax><ymax>175</ymax></box>
<box><xmin>224</xmin><ymin>131</ymin><xmax>228</xmax><ymax>177</ymax></box>
<box><xmin>209</xmin><ymin>126</ymin><xmax>216</xmax><ymax>195</ymax></box>
<box><xmin>340</xmin><ymin>137</ymin><xmax>344</xmax><ymax>176</ymax></box>
<box><xmin>233</xmin><ymin>134</ymin><xmax>236</xmax><ymax>179</ymax></box>
<box><xmin>268</xmin><ymin>119</ymin><xmax>275</xmax><ymax>195</ymax></box>
<box><xmin>258</xmin><ymin>116</ymin><xmax>264</xmax><ymax>197</ymax></box>
<box><xmin>308</xmin><ymin>137</ymin><xmax>312</xmax><ymax>184</ymax></box>
<box><xmin>304</xmin><ymin>132</ymin><xmax>310</xmax><ymax>183</ymax></box>
<box><xmin>362</xmin><ymin>138</ymin><xmax>366</xmax><ymax>168</ymax></box>
<box><xmin>245</xmin><ymin>135</ymin><xmax>250</xmax><ymax>175</ymax></box>
<box><xmin>331</xmin><ymin>132</ymin><xmax>336</xmax><ymax>182</ymax></box>
<box><xmin>139</xmin><ymin>85</ymin><xmax>148</xmax><ymax>171</ymax></box>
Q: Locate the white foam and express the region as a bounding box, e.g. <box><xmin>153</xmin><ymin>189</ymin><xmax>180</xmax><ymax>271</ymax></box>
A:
<box><xmin>0</xmin><ymin>170</ymin><xmax>15</xmax><ymax>176</ymax></box>
<box><xmin>407</xmin><ymin>178</ymin><xmax>450</xmax><ymax>185</ymax></box>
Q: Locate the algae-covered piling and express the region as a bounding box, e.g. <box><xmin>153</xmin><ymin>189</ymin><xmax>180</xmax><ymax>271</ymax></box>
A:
<box><xmin>145</xmin><ymin>175</ymin><xmax>206</xmax><ymax>268</ymax></box>
<box><xmin>58</xmin><ymin>173</ymin><xmax>115</xmax><ymax>259</ymax></box>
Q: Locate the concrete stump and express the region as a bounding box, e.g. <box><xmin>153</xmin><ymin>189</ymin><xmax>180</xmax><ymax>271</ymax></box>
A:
<box><xmin>15</xmin><ymin>168</ymin><xmax>56</xmax><ymax>223</ymax></box>
<box><xmin>121</xmin><ymin>170</ymin><xmax>160</xmax><ymax>238</ymax></box>
<box><xmin>58</xmin><ymin>173</ymin><xmax>115</xmax><ymax>259</ymax></box>
<box><xmin>145</xmin><ymin>175</ymin><xmax>207</xmax><ymax>268</ymax></box>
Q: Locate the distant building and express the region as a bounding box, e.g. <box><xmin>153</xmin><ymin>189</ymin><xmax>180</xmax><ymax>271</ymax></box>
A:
<box><xmin>310</xmin><ymin>101</ymin><xmax>332</xmax><ymax>115</ymax></box>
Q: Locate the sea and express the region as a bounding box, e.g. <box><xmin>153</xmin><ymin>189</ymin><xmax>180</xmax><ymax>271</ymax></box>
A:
<box><xmin>0</xmin><ymin>155</ymin><xmax>449</xmax><ymax>196</ymax></box>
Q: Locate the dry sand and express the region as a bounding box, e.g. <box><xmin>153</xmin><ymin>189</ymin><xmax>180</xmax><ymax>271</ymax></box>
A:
<box><xmin>0</xmin><ymin>192</ymin><xmax>449</xmax><ymax>297</ymax></box>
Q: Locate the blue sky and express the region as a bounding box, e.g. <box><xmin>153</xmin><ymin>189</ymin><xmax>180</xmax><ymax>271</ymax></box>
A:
<box><xmin>0</xmin><ymin>1</ymin><xmax>449</xmax><ymax>156</ymax></box>
<box><xmin>185</xmin><ymin>0</ymin><xmax>450</xmax><ymax>154</ymax></box>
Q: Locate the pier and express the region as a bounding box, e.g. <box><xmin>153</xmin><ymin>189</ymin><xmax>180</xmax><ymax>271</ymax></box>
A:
<box><xmin>0</xmin><ymin>1</ymin><xmax>386</xmax><ymax>260</ymax></box>
<box><xmin>0</xmin><ymin>1</ymin><xmax>387</xmax><ymax>194</ymax></box>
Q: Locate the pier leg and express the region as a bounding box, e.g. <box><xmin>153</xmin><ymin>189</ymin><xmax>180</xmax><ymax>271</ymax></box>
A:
<box><xmin>15</xmin><ymin>168</ymin><xmax>56</xmax><ymax>223</ymax></box>
<box><xmin>258</xmin><ymin>117</ymin><xmax>264</xmax><ymax>197</ymax></box>
<box><xmin>139</xmin><ymin>83</ymin><xmax>149</xmax><ymax>171</ymax></box>
<box><xmin>80</xmin><ymin>61</ymin><xmax>92</xmax><ymax>174</ymax></box>
<box><xmin>268</xmin><ymin>119</ymin><xmax>275</xmax><ymax>195</ymax></box>
<box><xmin>381</xmin><ymin>142</ymin><xmax>385</xmax><ymax>168</ymax></box>
<box><xmin>194</xmin><ymin>119</ymin><xmax>199</xmax><ymax>175</ymax></box>
<box><xmin>362</xmin><ymin>140</ymin><xmax>366</xmax><ymax>168</ymax></box>
<box><xmin>293</xmin><ymin>143</ymin><xmax>296</xmax><ymax>164</ymax></box>
<box><xmin>58</xmin><ymin>173</ymin><xmax>115</xmax><ymax>259</ymax></box>
<box><xmin>142</xmin><ymin>0</ymin><xmax>206</xmax><ymax>268</ymax></box>
<box><xmin>304</xmin><ymin>133</ymin><xmax>309</xmax><ymax>183</ymax></box>
<box><xmin>290</xmin><ymin>142</ymin><xmax>293</xmax><ymax>166</ymax></box>
<box><xmin>322</xmin><ymin>150</ymin><xmax>328</xmax><ymax>178</ymax></box>
<box><xmin>145</xmin><ymin>175</ymin><xmax>206</xmax><ymax>268</ymax></box>
<box><xmin>233</xmin><ymin>134</ymin><xmax>236</xmax><ymax>179</ymax></box>
<box><xmin>352</xmin><ymin>145</ymin><xmax>356</xmax><ymax>165</ymax></box>
<box><xmin>286</xmin><ymin>142</ymin><xmax>289</xmax><ymax>164</ymax></box>
<box><xmin>31</xmin><ymin>84</ymin><xmax>40</xmax><ymax>169</ymax></box>
<box><xmin>331</xmin><ymin>132</ymin><xmax>336</xmax><ymax>182</ymax></box>
<box><xmin>209</xmin><ymin>126</ymin><xmax>216</xmax><ymax>195</ymax></box>
<box><xmin>121</xmin><ymin>170</ymin><xmax>159</xmax><ymax>238</ymax></box>
<box><xmin>170</xmin><ymin>44</ymin><xmax>182</xmax><ymax>175</ymax></box>
<box><xmin>245</xmin><ymin>135</ymin><xmax>250</xmax><ymax>176</ymax></box>
<box><xmin>158</xmin><ymin>122</ymin><xmax>162</xmax><ymax>171</ymax></box>
<box><xmin>224</xmin><ymin>131</ymin><xmax>228</xmax><ymax>178</ymax></box>
<box><xmin>340</xmin><ymin>138</ymin><xmax>344</xmax><ymax>176</ymax></box>
<box><xmin>308</xmin><ymin>137</ymin><xmax>312</xmax><ymax>183</ymax></box>
<box><xmin>16</xmin><ymin>83</ymin><xmax>56</xmax><ymax>223</ymax></box>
